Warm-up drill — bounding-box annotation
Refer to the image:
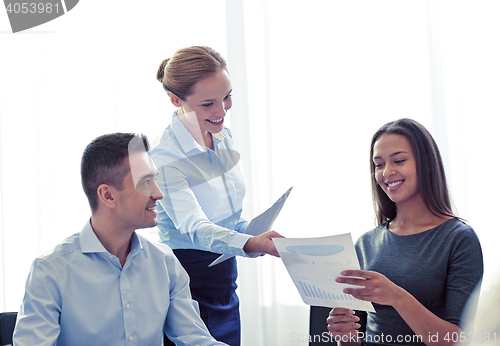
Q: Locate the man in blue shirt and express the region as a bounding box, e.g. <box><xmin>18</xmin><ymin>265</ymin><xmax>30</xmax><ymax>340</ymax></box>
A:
<box><xmin>12</xmin><ymin>133</ymin><xmax>227</xmax><ymax>346</ymax></box>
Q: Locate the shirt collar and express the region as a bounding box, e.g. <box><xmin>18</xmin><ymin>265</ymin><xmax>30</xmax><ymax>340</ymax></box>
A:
<box><xmin>171</xmin><ymin>113</ymin><xmax>226</xmax><ymax>153</ymax></box>
<box><xmin>80</xmin><ymin>219</ymin><xmax>143</xmax><ymax>257</ymax></box>
<box><xmin>213</xmin><ymin>132</ymin><xmax>225</xmax><ymax>143</ymax></box>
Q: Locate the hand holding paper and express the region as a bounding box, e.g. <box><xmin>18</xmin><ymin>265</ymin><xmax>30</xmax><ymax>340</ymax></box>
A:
<box><xmin>208</xmin><ymin>187</ymin><xmax>292</xmax><ymax>267</ymax></box>
<box><xmin>243</xmin><ymin>230</ymin><xmax>283</xmax><ymax>257</ymax></box>
<box><xmin>273</xmin><ymin>234</ymin><xmax>375</xmax><ymax>312</ymax></box>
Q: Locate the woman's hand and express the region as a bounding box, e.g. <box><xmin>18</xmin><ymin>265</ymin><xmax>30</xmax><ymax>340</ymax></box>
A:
<box><xmin>337</xmin><ymin>270</ymin><xmax>464</xmax><ymax>345</ymax></box>
<box><xmin>326</xmin><ymin>308</ymin><xmax>360</xmax><ymax>341</ymax></box>
<box><xmin>243</xmin><ymin>230</ymin><xmax>284</xmax><ymax>257</ymax></box>
<box><xmin>336</xmin><ymin>270</ymin><xmax>404</xmax><ymax>307</ymax></box>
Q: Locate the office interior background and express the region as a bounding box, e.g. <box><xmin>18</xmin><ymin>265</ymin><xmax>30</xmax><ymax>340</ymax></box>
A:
<box><xmin>1</xmin><ymin>1</ymin><xmax>499</xmax><ymax>345</ymax></box>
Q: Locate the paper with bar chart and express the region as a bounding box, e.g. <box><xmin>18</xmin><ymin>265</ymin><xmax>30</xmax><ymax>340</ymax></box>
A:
<box><xmin>273</xmin><ymin>234</ymin><xmax>375</xmax><ymax>312</ymax></box>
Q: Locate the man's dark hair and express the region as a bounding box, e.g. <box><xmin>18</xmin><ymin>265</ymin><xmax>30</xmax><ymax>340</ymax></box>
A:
<box><xmin>81</xmin><ymin>133</ymin><xmax>150</xmax><ymax>212</ymax></box>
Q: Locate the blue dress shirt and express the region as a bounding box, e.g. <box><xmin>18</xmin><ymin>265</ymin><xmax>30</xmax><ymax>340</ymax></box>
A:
<box><xmin>12</xmin><ymin>220</ymin><xmax>227</xmax><ymax>346</ymax></box>
<box><xmin>150</xmin><ymin>115</ymin><xmax>252</xmax><ymax>256</ymax></box>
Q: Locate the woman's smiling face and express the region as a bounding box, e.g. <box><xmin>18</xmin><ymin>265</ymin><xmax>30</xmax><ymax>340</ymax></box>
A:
<box><xmin>372</xmin><ymin>133</ymin><xmax>420</xmax><ymax>206</ymax></box>
<box><xmin>176</xmin><ymin>69</ymin><xmax>232</xmax><ymax>135</ymax></box>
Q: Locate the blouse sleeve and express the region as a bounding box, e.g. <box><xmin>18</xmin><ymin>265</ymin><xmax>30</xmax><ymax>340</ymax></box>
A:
<box><xmin>155</xmin><ymin>155</ymin><xmax>252</xmax><ymax>257</ymax></box>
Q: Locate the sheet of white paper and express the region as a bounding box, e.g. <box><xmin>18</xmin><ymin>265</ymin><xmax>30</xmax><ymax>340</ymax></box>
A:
<box><xmin>273</xmin><ymin>234</ymin><xmax>375</xmax><ymax>312</ymax></box>
<box><xmin>208</xmin><ymin>187</ymin><xmax>293</xmax><ymax>267</ymax></box>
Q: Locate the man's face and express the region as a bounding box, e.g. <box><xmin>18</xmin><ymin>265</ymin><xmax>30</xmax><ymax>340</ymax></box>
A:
<box><xmin>115</xmin><ymin>152</ymin><xmax>163</xmax><ymax>231</ymax></box>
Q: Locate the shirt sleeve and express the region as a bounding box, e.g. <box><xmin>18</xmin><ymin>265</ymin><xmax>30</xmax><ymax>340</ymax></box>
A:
<box><xmin>235</xmin><ymin>220</ymin><xmax>249</xmax><ymax>233</ymax></box>
<box><xmin>12</xmin><ymin>259</ymin><xmax>62</xmax><ymax>346</ymax></box>
<box><xmin>164</xmin><ymin>254</ymin><xmax>229</xmax><ymax>346</ymax></box>
<box><xmin>157</xmin><ymin>162</ymin><xmax>252</xmax><ymax>257</ymax></box>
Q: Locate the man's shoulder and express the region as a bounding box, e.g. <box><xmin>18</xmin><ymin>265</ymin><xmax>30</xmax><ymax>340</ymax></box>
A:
<box><xmin>137</xmin><ymin>233</ymin><xmax>176</xmax><ymax>258</ymax></box>
<box><xmin>38</xmin><ymin>232</ymin><xmax>82</xmax><ymax>263</ymax></box>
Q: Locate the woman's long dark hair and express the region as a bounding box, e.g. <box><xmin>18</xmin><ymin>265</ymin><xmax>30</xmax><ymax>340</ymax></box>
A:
<box><xmin>370</xmin><ymin>118</ymin><xmax>456</xmax><ymax>225</ymax></box>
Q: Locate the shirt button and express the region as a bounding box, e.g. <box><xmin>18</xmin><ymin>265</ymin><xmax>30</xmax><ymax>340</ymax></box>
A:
<box><xmin>126</xmin><ymin>304</ymin><xmax>130</xmax><ymax>308</ymax></box>
<box><xmin>129</xmin><ymin>336</ymin><xmax>134</xmax><ymax>341</ymax></box>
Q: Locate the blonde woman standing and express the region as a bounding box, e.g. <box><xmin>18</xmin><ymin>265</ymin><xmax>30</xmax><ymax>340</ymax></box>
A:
<box><xmin>152</xmin><ymin>46</ymin><xmax>283</xmax><ymax>346</ymax></box>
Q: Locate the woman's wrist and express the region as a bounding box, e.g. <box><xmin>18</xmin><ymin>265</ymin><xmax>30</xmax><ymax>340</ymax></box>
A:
<box><xmin>391</xmin><ymin>285</ymin><xmax>410</xmax><ymax>311</ymax></box>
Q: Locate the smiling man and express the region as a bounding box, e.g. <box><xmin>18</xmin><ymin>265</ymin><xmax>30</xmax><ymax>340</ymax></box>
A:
<box><xmin>12</xmin><ymin>133</ymin><xmax>227</xmax><ymax>346</ymax></box>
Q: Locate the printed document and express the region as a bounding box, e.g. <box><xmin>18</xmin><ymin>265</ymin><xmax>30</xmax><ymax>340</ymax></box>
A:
<box><xmin>209</xmin><ymin>187</ymin><xmax>293</xmax><ymax>267</ymax></box>
<box><xmin>273</xmin><ymin>234</ymin><xmax>375</xmax><ymax>312</ymax></box>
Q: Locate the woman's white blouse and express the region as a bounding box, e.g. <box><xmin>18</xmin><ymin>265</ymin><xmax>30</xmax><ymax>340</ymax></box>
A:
<box><xmin>150</xmin><ymin>115</ymin><xmax>252</xmax><ymax>257</ymax></box>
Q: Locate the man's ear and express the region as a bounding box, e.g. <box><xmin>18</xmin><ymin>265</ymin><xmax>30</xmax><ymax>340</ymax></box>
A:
<box><xmin>96</xmin><ymin>184</ymin><xmax>117</xmax><ymax>209</ymax></box>
<box><xmin>170</xmin><ymin>93</ymin><xmax>183</xmax><ymax>107</ymax></box>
